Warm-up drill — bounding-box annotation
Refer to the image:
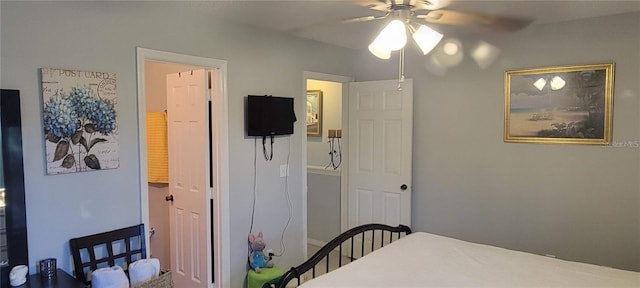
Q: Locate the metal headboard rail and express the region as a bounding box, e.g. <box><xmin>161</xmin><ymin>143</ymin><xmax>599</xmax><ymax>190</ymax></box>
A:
<box><xmin>274</xmin><ymin>223</ymin><xmax>412</xmax><ymax>288</ymax></box>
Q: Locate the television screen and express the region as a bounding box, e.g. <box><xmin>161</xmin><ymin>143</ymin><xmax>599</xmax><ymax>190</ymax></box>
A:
<box><xmin>246</xmin><ymin>95</ymin><xmax>296</xmax><ymax>136</ymax></box>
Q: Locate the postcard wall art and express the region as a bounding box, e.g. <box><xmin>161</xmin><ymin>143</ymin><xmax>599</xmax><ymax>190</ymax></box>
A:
<box><xmin>41</xmin><ymin>68</ymin><xmax>119</xmax><ymax>174</ymax></box>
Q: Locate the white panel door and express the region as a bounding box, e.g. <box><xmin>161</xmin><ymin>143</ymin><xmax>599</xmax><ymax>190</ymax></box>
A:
<box><xmin>348</xmin><ymin>79</ymin><xmax>413</xmax><ymax>234</ymax></box>
<box><xmin>167</xmin><ymin>69</ymin><xmax>210</xmax><ymax>288</ymax></box>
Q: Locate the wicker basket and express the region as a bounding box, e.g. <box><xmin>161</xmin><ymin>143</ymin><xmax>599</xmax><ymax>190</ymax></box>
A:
<box><xmin>130</xmin><ymin>271</ymin><xmax>174</xmax><ymax>288</ymax></box>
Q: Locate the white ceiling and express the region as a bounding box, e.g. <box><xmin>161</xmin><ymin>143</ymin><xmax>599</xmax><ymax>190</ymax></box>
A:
<box><xmin>202</xmin><ymin>0</ymin><xmax>640</xmax><ymax>50</ymax></box>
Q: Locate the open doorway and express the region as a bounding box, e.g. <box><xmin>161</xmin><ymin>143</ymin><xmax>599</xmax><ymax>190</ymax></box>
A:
<box><xmin>303</xmin><ymin>75</ymin><xmax>414</xmax><ymax>265</ymax></box>
<box><xmin>136</xmin><ymin>48</ymin><xmax>230</xmax><ymax>288</ymax></box>
<box><xmin>303</xmin><ymin>72</ymin><xmax>352</xmax><ymax>258</ymax></box>
<box><xmin>306</xmin><ymin>79</ymin><xmax>343</xmax><ymax>249</ymax></box>
<box><xmin>144</xmin><ymin>60</ymin><xmax>198</xmax><ymax>269</ymax></box>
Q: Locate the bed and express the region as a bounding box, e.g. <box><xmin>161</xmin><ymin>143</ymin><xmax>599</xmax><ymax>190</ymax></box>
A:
<box><xmin>274</xmin><ymin>224</ymin><xmax>639</xmax><ymax>288</ymax></box>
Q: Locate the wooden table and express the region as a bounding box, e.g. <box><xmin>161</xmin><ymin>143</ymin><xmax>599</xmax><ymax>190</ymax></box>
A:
<box><xmin>23</xmin><ymin>269</ymin><xmax>85</xmax><ymax>288</ymax></box>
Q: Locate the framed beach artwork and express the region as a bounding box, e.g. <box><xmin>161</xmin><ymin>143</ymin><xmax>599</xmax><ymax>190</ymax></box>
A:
<box><xmin>504</xmin><ymin>63</ymin><xmax>614</xmax><ymax>145</ymax></box>
<box><xmin>306</xmin><ymin>90</ymin><xmax>323</xmax><ymax>136</ymax></box>
<box><xmin>41</xmin><ymin>68</ymin><xmax>119</xmax><ymax>174</ymax></box>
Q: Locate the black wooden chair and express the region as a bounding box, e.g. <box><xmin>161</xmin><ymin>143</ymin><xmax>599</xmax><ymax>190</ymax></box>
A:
<box><xmin>69</xmin><ymin>224</ymin><xmax>147</xmax><ymax>285</ymax></box>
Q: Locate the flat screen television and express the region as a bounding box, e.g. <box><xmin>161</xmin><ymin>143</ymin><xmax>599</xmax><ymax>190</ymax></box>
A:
<box><xmin>246</xmin><ymin>95</ymin><xmax>296</xmax><ymax>136</ymax></box>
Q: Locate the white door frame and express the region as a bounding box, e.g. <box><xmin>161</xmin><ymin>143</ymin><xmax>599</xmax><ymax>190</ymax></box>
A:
<box><xmin>136</xmin><ymin>47</ymin><xmax>230</xmax><ymax>288</ymax></box>
<box><xmin>302</xmin><ymin>71</ymin><xmax>353</xmax><ymax>258</ymax></box>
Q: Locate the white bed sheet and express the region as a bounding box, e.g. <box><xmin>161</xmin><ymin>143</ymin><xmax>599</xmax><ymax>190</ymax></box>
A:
<box><xmin>300</xmin><ymin>232</ymin><xmax>639</xmax><ymax>287</ymax></box>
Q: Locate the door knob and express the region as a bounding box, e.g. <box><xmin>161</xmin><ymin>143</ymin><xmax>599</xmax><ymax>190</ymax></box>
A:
<box><xmin>165</xmin><ymin>195</ymin><xmax>174</xmax><ymax>202</ymax></box>
<box><xmin>400</xmin><ymin>184</ymin><xmax>408</xmax><ymax>191</ymax></box>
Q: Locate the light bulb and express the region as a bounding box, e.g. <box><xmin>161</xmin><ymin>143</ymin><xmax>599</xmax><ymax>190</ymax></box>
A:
<box><xmin>378</xmin><ymin>20</ymin><xmax>407</xmax><ymax>51</ymax></box>
<box><xmin>443</xmin><ymin>42</ymin><xmax>459</xmax><ymax>55</ymax></box>
<box><xmin>368</xmin><ymin>42</ymin><xmax>391</xmax><ymax>59</ymax></box>
<box><xmin>470</xmin><ymin>41</ymin><xmax>501</xmax><ymax>70</ymax></box>
<box><xmin>412</xmin><ymin>25</ymin><xmax>443</xmax><ymax>55</ymax></box>
<box><xmin>434</xmin><ymin>38</ymin><xmax>463</xmax><ymax>67</ymax></box>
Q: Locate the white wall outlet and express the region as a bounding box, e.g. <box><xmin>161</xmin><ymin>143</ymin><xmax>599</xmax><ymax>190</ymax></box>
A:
<box><xmin>279</xmin><ymin>164</ymin><xmax>289</xmax><ymax>177</ymax></box>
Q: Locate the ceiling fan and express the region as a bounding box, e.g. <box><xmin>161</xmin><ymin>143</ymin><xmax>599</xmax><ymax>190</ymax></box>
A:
<box><xmin>350</xmin><ymin>0</ymin><xmax>532</xmax><ymax>32</ymax></box>
<box><xmin>345</xmin><ymin>0</ymin><xmax>532</xmax><ymax>80</ymax></box>
<box><xmin>346</xmin><ymin>0</ymin><xmax>531</xmax><ymax>58</ymax></box>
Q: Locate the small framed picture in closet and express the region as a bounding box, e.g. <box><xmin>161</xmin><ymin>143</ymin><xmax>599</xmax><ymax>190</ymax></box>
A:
<box><xmin>306</xmin><ymin>90</ymin><xmax>322</xmax><ymax>137</ymax></box>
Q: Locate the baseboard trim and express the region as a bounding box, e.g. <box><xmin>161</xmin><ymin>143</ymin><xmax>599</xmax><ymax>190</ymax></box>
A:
<box><xmin>307</xmin><ymin>238</ymin><xmax>327</xmax><ymax>247</ymax></box>
<box><xmin>307</xmin><ymin>237</ymin><xmax>351</xmax><ymax>261</ymax></box>
<box><xmin>307</xmin><ymin>165</ymin><xmax>341</xmax><ymax>176</ymax></box>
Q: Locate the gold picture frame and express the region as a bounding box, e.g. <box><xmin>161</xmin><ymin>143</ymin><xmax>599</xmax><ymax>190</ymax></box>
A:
<box><xmin>306</xmin><ymin>90</ymin><xmax>323</xmax><ymax>136</ymax></box>
<box><xmin>504</xmin><ymin>63</ymin><xmax>614</xmax><ymax>145</ymax></box>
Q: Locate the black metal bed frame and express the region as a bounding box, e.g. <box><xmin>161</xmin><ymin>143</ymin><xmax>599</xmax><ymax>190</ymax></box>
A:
<box><xmin>273</xmin><ymin>223</ymin><xmax>412</xmax><ymax>288</ymax></box>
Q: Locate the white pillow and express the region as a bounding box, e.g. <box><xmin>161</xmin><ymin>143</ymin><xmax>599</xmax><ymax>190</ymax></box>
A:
<box><xmin>128</xmin><ymin>258</ymin><xmax>161</xmax><ymax>285</ymax></box>
<box><xmin>91</xmin><ymin>266</ymin><xmax>129</xmax><ymax>288</ymax></box>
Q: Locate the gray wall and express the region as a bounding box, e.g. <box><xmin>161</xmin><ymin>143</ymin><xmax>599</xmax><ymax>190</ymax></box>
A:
<box><xmin>0</xmin><ymin>2</ymin><xmax>355</xmax><ymax>286</ymax></box>
<box><xmin>354</xmin><ymin>12</ymin><xmax>640</xmax><ymax>271</ymax></box>
<box><xmin>306</xmin><ymin>171</ymin><xmax>341</xmax><ymax>243</ymax></box>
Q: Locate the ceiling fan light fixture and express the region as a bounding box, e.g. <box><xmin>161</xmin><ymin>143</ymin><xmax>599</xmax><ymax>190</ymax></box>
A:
<box><xmin>368</xmin><ymin>42</ymin><xmax>392</xmax><ymax>59</ymax></box>
<box><xmin>412</xmin><ymin>24</ymin><xmax>443</xmax><ymax>55</ymax></box>
<box><xmin>470</xmin><ymin>41</ymin><xmax>501</xmax><ymax>70</ymax></box>
<box><xmin>434</xmin><ymin>38</ymin><xmax>463</xmax><ymax>67</ymax></box>
<box><xmin>375</xmin><ymin>19</ymin><xmax>407</xmax><ymax>51</ymax></box>
<box><xmin>442</xmin><ymin>41</ymin><xmax>459</xmax><ymax>55</ymax></box>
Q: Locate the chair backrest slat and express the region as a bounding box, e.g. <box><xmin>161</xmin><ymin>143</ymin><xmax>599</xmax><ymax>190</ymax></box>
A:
<box><xmin>69</xmin><ymin>224</ymin><xmax>146</xmax><ymax>284</ymax></box>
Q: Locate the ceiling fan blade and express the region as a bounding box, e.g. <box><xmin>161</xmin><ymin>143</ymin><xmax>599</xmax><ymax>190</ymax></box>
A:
<box><xmin>343</xmin><ymin>15</ymin><xmax>382</xmax><ymax>23</ymax></box>
<box><xmin>358</xmin><ymin>0</ymin><xmax>447</xmax><ymax>13</ymax></box>
<box><xmin>342</xmin><ymin>16</ymin><xmax>376</xmax><ymax>23</ymax></box>
<box><xmin>369</xmin><ymin>3</ymin><xmax>392</xmax><ymax>12</ymax></box>
<box><xmin>355</xmin><ymin>0</ymin><xmax>391</xmax><ymax>12</ymax></box>
<box><xmin>412</xmin><ymin>0</ymin><xmax>450</xmax><ymax>11</ymax></box>
<box><xmin>418</xmin><ymin>10</ymin><xmax>532</xmax><ymax>32</ymax></box>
